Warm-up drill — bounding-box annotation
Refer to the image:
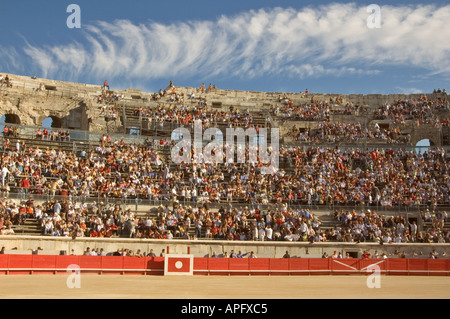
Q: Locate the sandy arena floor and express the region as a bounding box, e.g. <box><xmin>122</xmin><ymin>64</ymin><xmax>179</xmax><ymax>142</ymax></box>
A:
<box><xmin>0</xmin><ymin>275</ymin><xmax>449</xmax><ymax>299</ymax></box>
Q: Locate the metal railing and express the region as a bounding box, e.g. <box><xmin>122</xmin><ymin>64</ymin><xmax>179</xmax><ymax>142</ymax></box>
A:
<box><xmin>0</xmin><ymin>121</ymin><xmax>148</xmax><ymax>146</ymax></box>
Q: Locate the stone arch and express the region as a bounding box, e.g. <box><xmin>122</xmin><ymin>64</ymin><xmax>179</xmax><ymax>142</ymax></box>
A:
<box><xmin>416</xmin><ymin>138</ymin><xmax>435</xmax><ymax>147</ymax></box>
<box><xmin>410</xmin><ymin>126</ymin><xmax>442</xmax><ymax>147</ymax></box>
<box><xmin>0</xmin><ymin>113</ymin><xmax>21</xmax><ymax>124</ymax></box>
<box><xmin>411</xmin><ymin>135</ymin><xmax>439</xmax><ymax>148</ymax></box>
<box><xmin>415</xmin><ymin>138</ymin><xmax>433</xmax><ymax>153</ymax></box>
<box><xmin>41</xmin><ymin>115</ymin><xmax>63</xmax><ymax>128</ymax></box>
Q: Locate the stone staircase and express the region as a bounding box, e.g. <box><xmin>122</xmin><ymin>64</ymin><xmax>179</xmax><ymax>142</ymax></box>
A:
<box><xmin>10</xmin><ymin>218</ymin><xmax>42</xmax><ymax>236</ymax></box>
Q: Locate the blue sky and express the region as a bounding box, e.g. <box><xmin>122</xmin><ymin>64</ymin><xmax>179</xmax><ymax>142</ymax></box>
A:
<box><xmin>1</xmin><ymin>0</ymin><xmax>449</xmax><ymax>94</ymax></box>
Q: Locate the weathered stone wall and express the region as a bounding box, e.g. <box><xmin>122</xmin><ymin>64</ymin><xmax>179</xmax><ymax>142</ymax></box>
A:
<box><xmin>0</xmin><ymin>74</ymin><xmax>89</xmax><ymax>130</ymax></box>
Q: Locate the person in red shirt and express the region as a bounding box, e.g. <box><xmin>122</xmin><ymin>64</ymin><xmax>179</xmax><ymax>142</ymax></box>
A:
<box><xmin>361</xmin><ymin>250</ymin><xmax>371</xmax><ymax>259</ymax></box>
<box><xmin>21</xmin><ymin>177</ymin><xmax>30</xmax><ymax>190</ymax></box>
<box><xmin>90</xmin><ymin>229</ymin><xmax>99</xmax><ymax>237</ymax></box>
<box><xmin>42</xmin><ymin>128</ymin><xmax>48</xmax><ymax>140</ymax></box>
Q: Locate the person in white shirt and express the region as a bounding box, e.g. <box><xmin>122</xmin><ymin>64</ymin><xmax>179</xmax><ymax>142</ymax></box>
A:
<box><xmin>53</xmin><ymin>200</ymin><xmax>61</xmax><ymax>214</ymax></box>
<box><xmin>171</xmin><ymin>187</ymin><xmax>177</xmax><ymax>201</ymax></box>
<box><xmin>10</xmin><ymin>203</ymin><xmax>19</xmax><ymax>217</ymax></box>
<box><xmin>4</xmin><ymin>225</ymin><xmax>14</xmax><ymax>235</ymax></box>
<box><xmin>191</xmin><ymin>188</ymin><xmax>197</xmax><ymax>203</ymax></box>
<box><xmin>34</xmin><ymin>205</ymin><xmax>43</xmax><ymax>220</ymax></box>
<box><xmin>258</xmin><ymin>226</ymin><xmax>266</xmax><ymax>241</ymax></box>
<box><xmin>248</xmin><ymin>251</ymin><xmax>257</xmax><ymax>258</ymax></box>
<box><xmin>299</xmin><ymin>221</ymin><xmax>308</xmax><ymax>237</ymax></box>
<box><xmin>265</xmin><ymin>225</ymin><xmax>273</xmax><ymax>241</ymax></box>
<box><xmin>53</xmin><ymin>213</ymin><xmax>62</xmax><ymax>223</ymax></box>
<box><xmin>252</xmin><ymin>223</ymin><xmax>259</xmax><ymax>241</ymax></box>
<box><xmin>394</xmin><ymin>234</ymin><xmax>403</xmax><ymax>243</ymax></box>
<box><xmin>44</xmin><ymin>220</ymin><xmax>54</xmax><ymax>235</ymax></box>
<box><xmin>372</xmin><ymin>250</ymin><xmax>380</xmax><ymax>259</ymax></box>
<box><xmin>409</xmin><ymin>221</ymin><xmax>418</xmax><ymax>238</ymax></box>
<box><xmin>1</xmin><ymin>166</ymin><xmax>10</xmax><ymax>186</ymax></box>
<box><xmin>144</xmin><ymin>217</ymin><xmax>153</xmax><ymax>229</ymax></box>
<box><xmin>396</xmin><ymin>222</ymin><xmax>405</xmax><ymax>236</ymax></box>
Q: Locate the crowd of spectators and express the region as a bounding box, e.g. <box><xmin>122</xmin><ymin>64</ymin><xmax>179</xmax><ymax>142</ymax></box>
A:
<box><xmin>96</xmin><ymin>90</ymin><xmax>122</xmax><ymax>122</ymax></box>
<box><xmin>373</xmin><ymin>96</ymin><xmax>449</xmax><ymax>124</ymax></box>
<box><xmin>134</xmin><ymin>103</ymin><xmax>259</xmax><ymax>130</ymax></box>
<box><xmin>0</xmin><ymin>134</ymin><xmax>448</xmax><ymax>247</ymax></box>
<box><xmin>3</xmin><ymin>194</ymin><xmax>324</xmax><ymax>242</ymax></box>
<box><xmin>2</xmin><ymin>126</ymin><xmax>19</xmax><ymax>138</ymax></box>
<box><xmin>0</xmin><ymin>78</ymin><xmax>449</xmax><ymax>254</ymax></box>
<box><xmin>271</xmin><ymin>96</ymin><xmax>365</xmax><ymax>122</ymax></box>
<box><xmin>97</xmin><ymin>91</ymin><xmax>123</xmax><ymax>105</ymax></box>
<box><xmin>1</xmin><ymin>135</ymin><xmax>447</xmax><ymax>245</ymax></box>
<box><xmin>138</xmin><ymin>203</ymin><xmax>322</xmax><ymax>242</ymax></box>
<box><xmin>1</xmin><ymin>193</ymin><xmax>448</xmax><ymax>250</ymax></box>
<box><xmin>35</xmin><ymin>128</ymin><xmax>70</xmax><ymax>142</ymax></box>
<box><xmin>0</xmin><ymin>197</ymin><xmax>35</xmax><ymax>235</ymax></box>
<box><xmin>287</xmin><ymin>121</ymin><xmax>409</xmax><ymax>144</ymax></box>
<box><xmin>280</xmin><ymin>146</ymin><xmax>449</xmax><ymax>208</ymax></box>
<box><xmin>1</xmin><ymin>132</ymin><xmax>449</xmax><ymax>209</ymax></box>
<box><xmin>331</xmin><ymin>208</ymin><xmax>449</xmax><ymax>244</ymax></box>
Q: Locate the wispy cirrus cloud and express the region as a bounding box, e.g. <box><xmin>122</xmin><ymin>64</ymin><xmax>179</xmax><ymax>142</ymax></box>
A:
<box><xmin>17</xmin><ymin>3</ymin><xmax>450</xmax><ymax>89</ymax></box>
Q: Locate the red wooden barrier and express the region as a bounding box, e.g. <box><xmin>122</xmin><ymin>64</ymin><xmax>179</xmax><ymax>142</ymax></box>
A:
<box><xmin>386</xmin><ymin>259</ymin><xmax>409</xmax><ymax>276</ymax></box>
<box><xmin>288</xmin><ymin>258</ymin><xmax>310</xmax><ymax>275</ymax></box>
<box><xmin>249</xmin><ymin>258</ymin><xmax>270</xmax><ymax>275</ymax></box>
<box><xmin>8</xmin><ymin>255</ymin><xmax>33</xmax><ymax>275</ymax></box>
<box><xmin>208</xmin><ymin>258</ymin><xmax>231</xmax><ymax>275</ymax></box>
<box><xmin>31</xmin><ymin>255</ymin><xmax>57</xmax><ymax>274</ymax></box>
<box><xmin>359</xmin><ymin>258</ymin><xmax>386</xmax><ymax>273</ymax></box>
<box><xmin>307</xmin><ymin>258</ymin><xmax>330</xmax><ymax>275</ymax></box>
<box><xmin>100</xmin><ymin>256</ymin><xmax>124</xmax><ymax>275</ymax></box>
<box><xmin>0</xmin><ymin>255</ymin><xmax>10</xmax><ymax>275</ymax></box>
<box><xmin>78</xmin><ymin>256</ymin><xmax>102</xmax><ymax>274</ymax></box>
<box><xmin>123</xmin><ymin>257</ymin><xmax>147</xmax><ymax>275</ymax></box>
<box><xmin>0</xmin><ymin>255</ymin><xmax>448</xmax><ymax>276</ymax></box>
<box><xmin>331</xmin><ymin>258</ymin><xmax>360</xmax><ymax>275</ymax></box>
<box><xmin>146</xmin><ymin>257</ymin><xmax>165</xmax><ymax>275</ymax></box>
<box><xmin>228</xmin><ymin>258</ymin><xmax>249</xmax><ymax>275</ymax></box>
<box><xmin>193</xmin><ymin>257</ymin><xmax>209</xmax><ymax>275</ymax></box>
<box><xmin>427</xmin><ymin>259</ymin><xmax>449</xmax><ymax>276</ymax></box>
<box><xmin>269</xmin><ymin>258</ymin><xmax>290</xmax><ymax>275</ymax></box>
<box><xmin>407</xmin><ymin>259</ymin><xmax>428</xmax><ymax>276</ymax></box>
<box><xmin>55</xmin><ymin>255</ymin><xmax>80</xmax><ymax>274</ymax></box>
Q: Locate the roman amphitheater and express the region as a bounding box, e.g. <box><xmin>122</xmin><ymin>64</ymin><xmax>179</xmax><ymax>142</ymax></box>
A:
<box><xmin>0</xmin><ymin>72</ymin><xmax>449</xmax><ymax>299</ymax></box>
